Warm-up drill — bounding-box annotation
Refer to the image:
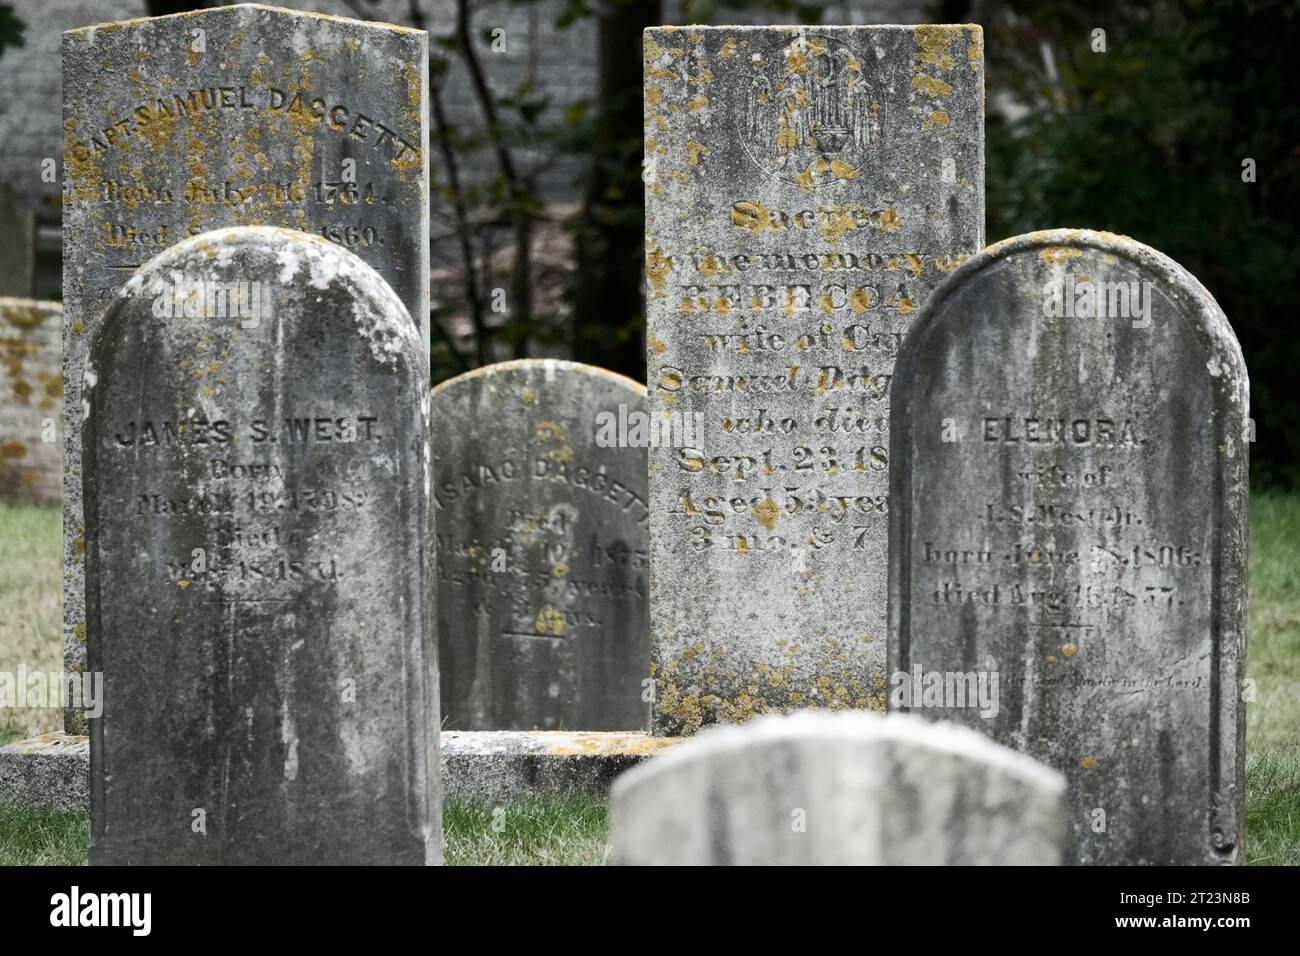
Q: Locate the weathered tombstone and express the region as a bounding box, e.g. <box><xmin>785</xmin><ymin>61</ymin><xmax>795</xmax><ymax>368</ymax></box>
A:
<box><xmin>644</xmin><ymin>25</ymin><xmax>984</xmax><ymax>734</ymax></box>
<box><xmin>609</xmin><ymin>710</ymin><xmax>1066</xmax><ymax>865</ymax></box>
<box><xmin>83</xmin><ymin>226</ymin><xmax>437</xmax><ymax>865</ymax></box>
<box><xmin>0</xmin><ymin>299</ymin><xmax>62</xmax><ymax>504</ymax></box>
<box><xmin>432</xmin><ymin>360</ymin><xmax>650</xmax><ymax>731</ymax></box>
<box><xmin>888</xmin><ymin>229</ymin><xmax>1248</xmax><ymax>865</ymax></box>
<box><xmin>63</xmin><ymin>4</ymin><xmax>429</xmax><ymax>733</ymax></box>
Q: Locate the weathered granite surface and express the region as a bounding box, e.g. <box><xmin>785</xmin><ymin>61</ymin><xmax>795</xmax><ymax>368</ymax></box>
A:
<box><xmin>609</xmin><ymin>710</ymin><xmax>1066</xmax><ymax>864</ymax></box>
<box><xmin>0</xmin><ymin>299</ymin><xmax>62</xmax><ymax>503</ymax></box>
<box><xmin>0</xmin><ymin>733</ymin><xmax>89</xmax><ymax>814</ymax></box>
<box><xmin>83</xmin><ymin>226</ymin><xmax>436</xmax><ymax>865</ymax></box>
<box><xmin>644</xmin><ymin>25</ymin><xmax>984</xmax><ymax>734</ymax></box>
<box><xmin>62</xmin><ymin>3</ymin><xmax>429</xmax><ymax>733</ymax></box>
<box><xmin>888</xmin><ymin>229</ymin><xmax>1249</xmax><ymax>865</ymax></box>
<box><xmin>432</xmin><ymin>359</ymin><xmax>650</xmax><ymax>731</ymax></box>
<box><xmin>441</xmin><ymin>731</ymin><xmax>678</xmax><ymax>802</ymax></box>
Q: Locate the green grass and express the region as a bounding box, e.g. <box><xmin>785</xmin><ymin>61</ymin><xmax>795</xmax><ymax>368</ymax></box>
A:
<box><xmin>0</xmin><ymin>796</ymin><xmax>609</xmax><ymax>866</ymax></box>
<box><xmin>0</xmin><ymin>502</ymin><xmax>61</xmax><ymax>739</ymax></box>
<box><xmin>1245</xmin><ymin>492</ymin><xmax>1300</xmax><ymax>753</ymax></box>
<box><xmin>0</xmin><ymin>494</ymin><xmax>1296</xmax><ymax>865</ymax></box>
<box><xmin>443</xmin><ymin>796</ymin><xmax>609</xmax><ymax>866</ymax></box>
<box><xmin>0</xmin><ymin>800</ymin><xmax>90</xmax><ymax>866</ymax></box>
<box><xmin>1245</xmin><ymin>751</ymin><xmax>1300</xmax><ymax>865</ymax></box>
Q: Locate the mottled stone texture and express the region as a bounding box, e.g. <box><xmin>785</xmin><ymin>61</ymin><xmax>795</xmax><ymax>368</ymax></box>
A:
<box><xmin>432</xmin><ymin>360</ymin><xmax>650</xmax><ymax>731</ymax></box>
<box><xmin>63</xmin><ymin>4</ymin><xmax>429</xmax><ymax>733</ymax></box>
<box><xmin>83</xmin><ymin>227</ymin><xmax>437</xmax><ymax>865</ymax></box>
<box><xmin>0</xmin><ymin>299</ymin><xmax>62</xmax><ymax>503</ymax></box>
<box><xmin>644</xmin><ymin>26</ymin><xmax>984</xmax><ymax>735</ymax></box>
<box><xmin>610</xmin><ymin>710</ymin><xmax>1065</xmax><ymax>864</ymax></box>
<box><xmin>889</xmin><ymin>230</ymin><xmax>1249</xmax><ymax>865</ymax></box>
<box><xmin>0</xmin><ymin>733</ymin><xmax>89</xmax><ymax>813</ymax></box>
<box><xmin>441</xmin><ymin>730</ymin><xmax>677</xmax><ymax>802</ymax></box>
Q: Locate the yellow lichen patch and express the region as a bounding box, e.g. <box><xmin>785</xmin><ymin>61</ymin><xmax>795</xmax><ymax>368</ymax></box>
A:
<box><xmin>687</xmin><ymin>94</ymin><xmax>708</xmax><ymax>112</ymax></box>
<box><xmin>910</xmin><ymin>75</ymin><xmax>952</xmax><ymax>98</ymax></box>
<box><xmin>720</xmin><ymin>36</ymin><xmax>737</xmax><ymax>59</ymax></box>
<box><xmin>553</xmin><ymin>562</ymin><xmax>569</xmax><ymax>577</ymax></box>
<box><xmin>967</xmin><ymin>26</ymin><xmax>983</xmax><ymax>64</ymax></box>
<box><xmin>543</xmin><ymin>733</ymin><xmax>683</xmax><ymax>757</ymax></box>
<box><xmin>752</xmin><ymin>497</ymin><xmax>779</xmax><ymax>530</ymax></box>
<box><xmin>1040</xmin><ymin>246</ymin><xmax>1083</xmax><ymax>265</ymax></box>
<box><xmin>1061</xmin><ymin>642</ymin><xmax>1078</xmax><ymax>657</ymax></box>
<box><xmin>924</xmin><ymin>110</ymin><xmax>951</xmax><ymax>130</ymax></box>
<box><xmin>0</xmin><ymin>441</ymin><xmax>26</xmax><ymax>459</ymax></box>
<box><xmin>849</xmin><ymin>287</ymin><xmax>873</xmax><ymax>313</ymax></box>
<box><xmin>536</xmin><ymin>420</ymin><xmax>564</xmax><ymax>441</ymax></box>
<box><xmin>914</xmin><ymin>24</ymin><xmax>958</xmax><ymax>69</ymax></box>
<box><xmin>904</xmin><ymin>253</ymin><xmax>925</xmax><ymax>277</ymax></box>
<box><xmin>647</xmin><ymin>333</ymin><xmax>668</xmax><ymax>355</ymax></box>
<box><xmin>686</xmin><ymin>142</ymin><xmax>708</xmax><ymax>166</ymax></box>
<box><xmin>645</xmin><ymin>247</ymin><xmax>673</xmax><ymax>296</ymax></box>
<box><xmin>879</xmin><ymin>208</ymin><xmax>902</xmax><ymax>232</ymax></box>
<box><xmin>731</xmin><ymin>201</ymin><xmax>775</xmax><ymax>234</ymax></box>
<box><xmin>795</xmin><ymin>158</ymin><xmax>859</xmax><ymax>192</ymax></box>
<box><xmin>535</xmin><ymin>607</ymin><xmax>565</xmax><ymax>637</ymax></box>
<box><xmin>816</xmin><ymin>204</ymin><xmax>858</xmax><ymax>244</ymax></box>
<box><xmin>1081</xmin><ymin>755</ymin><xmax>1098</xmax><ymax>769</ymax></box>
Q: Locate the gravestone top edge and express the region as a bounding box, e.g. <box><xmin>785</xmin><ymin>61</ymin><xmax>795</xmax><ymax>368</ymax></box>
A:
<box><xmin>900</xmin><ymin>227</ymin><xmax>1248</xmax><ymax>399</ymax></box>
<box><xmin>63</xmin><ymin>3</ymin><xmax>428</xmax><ymax>39</ymax></box>
<box><xmin>610</xmin><ymin>710</ymin><xmax>1067</xmax><ymax>800</ymax></box>
<box><xmin>430</xmin><ymin>358</ymin><xmax>647</xmax><ymax>400</ymax></box>
<box><xmin>644</xmin><ymin>23</ymin><xmax>983</xmax><ymax>34</ymax></box>
<box><xmin>93</xmin><ymin>225</ymin><xmax>419</xmax><ymax>374</ymax></box>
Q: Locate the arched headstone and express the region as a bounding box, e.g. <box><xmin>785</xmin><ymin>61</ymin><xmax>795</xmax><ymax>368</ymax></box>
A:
<box><xmin>83</xmin><ymin>227</ymin><xmax>437</xmax><ymax>864</ymax></box>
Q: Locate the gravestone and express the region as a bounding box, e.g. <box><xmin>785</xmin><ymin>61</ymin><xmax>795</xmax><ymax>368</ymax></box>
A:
<box><xmin>888</xmin><ymin>229</ymin><xmax>1248</xmax><ymax>865</ymax></box>
<box><xmin>0</xmin><ymin>299</ymin><xmax>62</xmax><ymax>504</ymax></box>
<box><xmin>63</xmin><ymin>4</ymin><xmax>429</xmax><ymax>733</ymax></box>
<box><xmin>83</xmin><ymin>226</ymin><xmax>437</xmax><ymax>865</ymax></box>
<box><xmin>432</xmin><ymin>360</ymin><xmax>649</xmax><ymax>731</ymax></box>
<box><xmin>643</xmin><ymin>25</ymin><xmax>984</xmax><ymax>734</ymax></box>
<box><xmin>609</xmin><ymin>710</ymin><xmax>1066</xmax><ymax>864</ymax></box>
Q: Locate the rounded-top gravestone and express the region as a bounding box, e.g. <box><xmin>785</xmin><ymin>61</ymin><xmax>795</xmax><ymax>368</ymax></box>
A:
<box><xmin>431</xmin><ymin>359</ymin><xmax>649</xmax><ymax>731</ymax></box>
<box><xmin>83</xmin><ymin>226</ymin><xmax>437</xmax><ymax>865</ymax></box>
<box><xmin>888</xmin><ymin>229</ymin><xmax>1248</xmax><ymax>865</ymax></box>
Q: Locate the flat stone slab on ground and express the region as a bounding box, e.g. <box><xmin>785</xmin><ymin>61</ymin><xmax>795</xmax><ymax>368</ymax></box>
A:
<box><xmin>2</xmin><ymin>731</ymin><xmax>682</xmax><ymax>811</ymax></box>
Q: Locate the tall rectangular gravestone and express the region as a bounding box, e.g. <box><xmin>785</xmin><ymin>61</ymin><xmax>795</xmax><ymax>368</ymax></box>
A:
<box><xmin>644</xmin><ymin>25</ymin><xmax>984</xmax><ymax>734</ymax></box>
<box><xmin>63</xmin><ymin>5</ymin><xmax>429</xmax><ymax>733</ymax></box>
<box><xmin>84</xmin><ymin>227</ymin><xmax>436</xmax><ymax>864</ymax></box>
<box><xmin>889</xmin><ymin>230</ymin><xmax>1248</xmax><ymax>865</ymax></box>
<box><xmin>432</xmin><ymin>359</ymin><xmax>650</xmax><ymax>732</ymax></box>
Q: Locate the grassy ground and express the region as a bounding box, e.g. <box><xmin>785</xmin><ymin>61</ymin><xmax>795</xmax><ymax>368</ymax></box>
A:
<box><xmin>0</xmin><ymin>495</ymin><xmax>1296</xmax><ymax>865</ymax></box>
<box><xmin>0</xmin><ymin>503</ymin><xmax>61</xmax><ymax>739</ymax></box>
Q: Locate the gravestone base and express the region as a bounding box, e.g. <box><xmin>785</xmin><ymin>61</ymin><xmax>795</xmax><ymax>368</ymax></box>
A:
<box><xmin>0</xmin><ymin>733</ymin><xmax>89</xmax><ymax>813</ymax></box>
<box><xmin>1</xmin><ymin>731</ymin><xmax>681</xmax><ymax>811</ymax></box>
